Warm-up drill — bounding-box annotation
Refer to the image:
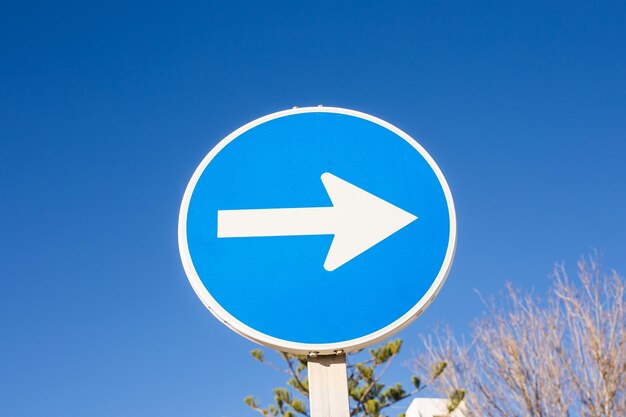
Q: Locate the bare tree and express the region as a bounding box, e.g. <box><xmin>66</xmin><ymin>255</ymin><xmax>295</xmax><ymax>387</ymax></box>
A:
<box><xmin>414</xmin><ymin>256</ymin><xmax>626</xmax><ymax>417</ymax></box>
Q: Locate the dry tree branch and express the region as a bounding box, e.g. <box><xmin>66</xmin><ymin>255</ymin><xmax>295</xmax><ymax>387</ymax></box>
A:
<box><xmin>414</xmin><ymin>256</ymin><xmax>625</xmax><ymax>417</ymax></box>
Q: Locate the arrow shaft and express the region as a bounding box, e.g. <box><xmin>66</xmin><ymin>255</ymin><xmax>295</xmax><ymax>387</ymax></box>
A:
<box><xmin>217</xmin><ymin>207</ymin><xmax>335</xmax><ymax>238</ymax></box>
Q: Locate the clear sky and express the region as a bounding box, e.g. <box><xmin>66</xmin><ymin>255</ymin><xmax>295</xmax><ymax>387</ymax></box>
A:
<box><xmin>1</xmin><ymin>1</ymin><xmax>625</xmax><ymax>416</ymax></box>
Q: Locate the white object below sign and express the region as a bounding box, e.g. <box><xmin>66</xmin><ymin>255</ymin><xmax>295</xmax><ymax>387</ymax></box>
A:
<box><xmin>406</xmin><ymin>398</ymin><xmax>467</xmax><ymax>417</ymax></box>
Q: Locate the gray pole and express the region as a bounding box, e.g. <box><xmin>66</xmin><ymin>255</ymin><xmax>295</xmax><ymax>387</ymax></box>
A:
<box><xmin>307</xmin><ymin>353</ymin><xmax>350</xmax><ymax>417</ymax></box>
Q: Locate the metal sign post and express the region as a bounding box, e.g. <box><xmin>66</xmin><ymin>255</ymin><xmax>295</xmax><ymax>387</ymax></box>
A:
<box><xmin>308</xmin><ymin>353</ymin><xmax>350</xmax><ymax>417</ymax></box>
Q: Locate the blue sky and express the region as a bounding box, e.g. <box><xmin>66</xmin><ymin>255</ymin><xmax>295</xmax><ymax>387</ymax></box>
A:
<box><xmin>1</xmin><ymin>1</ymin><xmax>625</xmax><ymax>416</ymax></box>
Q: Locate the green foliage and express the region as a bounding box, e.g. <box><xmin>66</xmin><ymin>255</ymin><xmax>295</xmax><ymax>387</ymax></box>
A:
<box><xmin>290</xmin><ymin>399</ymin><xmax>306</xmax><ymax>414</ymax></box>
<box><xmin>244</xmin><ymin>339</ymin><xmax>448</xmax><ymax>417</ymax></box>
<box><xmin>364</xmin><ymin>399</ymin><xmax>380</xmax><ymax>415</ymax></box>
<box><xmin>411</xmin><ymin>375</ymin><xmax>421</xmax><ymax>389</ymax></box>
<box><xmin>383</xmin><ymin>383</ymin><xmax>406</xmax><ymax>403</ymax></box>
<box><xmin>251</xmin><ymin>349</ymin><xmax>265</xmax><ymax>362</ymax></box>
<box><xmin>244</xmin><ymin>396</ymin><xmax>257</xmax><ymax>409</ymax></box>
<box><xmin>370</xmin><ymin>339</ymin><xmax>402</xmax><ymax>365</ymax></box>
<box><xmin>447</xmin><ymin>389</ymin><xmax>465</xmax><ymax>413</ymax></box>
<box><xmin>356</xmin><ymin>363</ymin><xmax>374</xmax><ymax>381</ymax></box>
<box><xmin>430</xmin><ymin>361</ymin><xmax>447</xmax><ymax>379</ymax></box>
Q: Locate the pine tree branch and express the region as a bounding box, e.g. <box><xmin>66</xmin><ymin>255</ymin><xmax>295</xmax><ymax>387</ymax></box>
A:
<box><xmin>351</xmin><ymin>354</ymin><xmax>396</xmax><ymax>416</ymax></box>
<box><xmin>282</xmin><ymin>353</ymin><xmax>309</xmax><ymax>398</ymax></box>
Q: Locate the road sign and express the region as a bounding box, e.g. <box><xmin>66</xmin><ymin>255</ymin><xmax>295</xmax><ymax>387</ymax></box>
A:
<box><xmin>178</xmin><ymin>107</ymin><xmax>456</xmax><ymax>354</ymax></box>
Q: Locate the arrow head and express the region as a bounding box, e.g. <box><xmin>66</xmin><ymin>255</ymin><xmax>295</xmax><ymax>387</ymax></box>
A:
<box><xmin>321</xmin><ymin>173</ymin><xmax>417</xmax><ymax>271</ymax></box>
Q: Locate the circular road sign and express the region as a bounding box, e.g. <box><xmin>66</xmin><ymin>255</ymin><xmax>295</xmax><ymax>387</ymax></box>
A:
<box><xmin>178</xmin><ymin>107</ymin><xmax>456</xmax><ymax>354</ymax></box>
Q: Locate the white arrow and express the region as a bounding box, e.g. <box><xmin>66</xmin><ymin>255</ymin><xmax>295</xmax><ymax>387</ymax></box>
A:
<box><xmin>217</xmin><ymin>172</ymin><xmax>418</xmax><ymax>271</ymax></box>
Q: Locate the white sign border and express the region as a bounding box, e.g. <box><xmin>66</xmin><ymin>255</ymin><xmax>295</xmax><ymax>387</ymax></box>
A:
<box><xmin>178</xmin><ymin>106</ymin><xmax>457</xmax><ymax>354</ymax></box>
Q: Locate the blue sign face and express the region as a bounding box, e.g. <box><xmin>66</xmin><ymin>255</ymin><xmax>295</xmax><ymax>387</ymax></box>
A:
<box><xmin>179</xmin><ymin>107</ymin><xmax>456</xmax><ymax>353</ymax></box>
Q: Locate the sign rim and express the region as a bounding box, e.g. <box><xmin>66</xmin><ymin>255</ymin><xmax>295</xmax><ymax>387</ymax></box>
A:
<box><xmin>178</xmin><ymin>106</ymin><xmax>457</xmax><ymax>354</ymax></box>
